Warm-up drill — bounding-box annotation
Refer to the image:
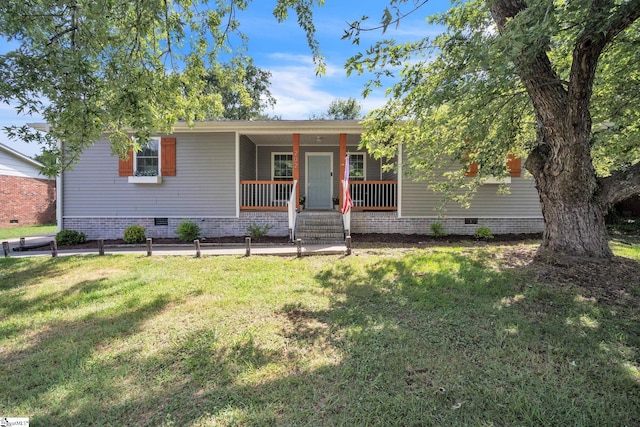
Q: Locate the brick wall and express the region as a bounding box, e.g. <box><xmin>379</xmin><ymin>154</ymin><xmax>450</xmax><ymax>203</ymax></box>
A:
<box><xmin>62</xmin><ymin>211</ymin><xmax>544</xmax><ymax>240</ymax></box>
<box><xmin>64</xmin><ymin>212</ymin><xmax>290</xmax><ymax>240</ymax></box>
<box><xmin>350</xmin><ymin>212</ymin><xmax>544</xmax><ymax>235</ymax></box>
<box><xmin>0</xmin><ymin>175</ymin><xmax>56</xmax><ymax>226</ymax></box>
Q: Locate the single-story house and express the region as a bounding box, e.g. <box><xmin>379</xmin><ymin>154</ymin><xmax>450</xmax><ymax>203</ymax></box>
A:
<box><xmin>34</xmin><ymin>120</ymin><xmax>543</xmax><ymax>240</ymax></box>
<box><xmin>0</xmin><ymin>142</ymin><xmax>56</xmax><ymax>226</ymax></box>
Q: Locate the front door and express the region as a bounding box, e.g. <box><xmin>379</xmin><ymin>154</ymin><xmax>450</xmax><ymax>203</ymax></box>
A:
<box><xmin>306</xmin><ymin>154</ymin><xmax>332</xmax><ymax>209</ymax></box>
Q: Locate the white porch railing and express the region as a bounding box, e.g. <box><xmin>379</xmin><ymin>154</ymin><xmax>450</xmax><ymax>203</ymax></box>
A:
<box><xmin>240</xmin><ymin>180</ymin><xmax>294</xmax><ymax>210</ymax></box>
<box><xmin>287</xmin><ymin>180</ymin><xmax>298</xmax><ymax>241</ymax></box>
<box><xmin>350</xmin><ymin>181</ymin><xmax>398</xmax><ymax>210</ymax></box>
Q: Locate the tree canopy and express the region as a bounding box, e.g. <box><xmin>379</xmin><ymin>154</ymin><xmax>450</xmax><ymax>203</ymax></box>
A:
<box><xmin>310</xmin><ymin>97</ymin><xmax>362</xmax><ymax>120</ymax></box>
<box><xmin>343</xmin><ymin>0</ymin><xmax>640</xmax><ymax>258</ymax></box>
<box><xmin>202</xmin><ymin>59</ymin><xmax>277</xmax><ymax>120</ymax></box>
<box><xmin>0</xmin><ymin>0</ymin><xmax>320</xmax><ymax>173</ymax></box>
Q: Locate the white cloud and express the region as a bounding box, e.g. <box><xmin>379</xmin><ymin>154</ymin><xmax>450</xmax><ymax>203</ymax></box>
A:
<box><xmin>264</xmin><ymin>53</ymin><xmax>388</xmax><ymax>119</ymax></box>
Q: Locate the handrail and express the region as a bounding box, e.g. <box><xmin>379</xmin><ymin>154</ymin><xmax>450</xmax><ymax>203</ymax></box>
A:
<box><xmin>287</xmin><ymin>180</ymin><xmax>298</xmax><ymax>241</ymax></box>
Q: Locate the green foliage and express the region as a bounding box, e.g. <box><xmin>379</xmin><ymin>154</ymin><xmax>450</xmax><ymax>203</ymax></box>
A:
<box><xmin>123</xmin><ymin>224</ymin><xmax>146</xmax><ymax>244</ymax></box>
<box><xmin>311</xmin><ymin>97</ymin><xmax>362</xmax><ymax>120</ymax></box>
<box><xmin>344</xmin><ymin>1</ymin><xmax>640</xmax><ymax>207</ymax></box>
<box><xmin>430</xmin><ymin>221</ymin><xmax>446</xmax><ymax>237</ymax></box>
<box><xmin>0</xmin><ymin>0</ymin><xmax>318</xmax><ymax>175</ymax></box>
<box><xmin>176</xmin><ymin>221</ymin><xmax>201</xmax><ymax>242</ymax></box>
<box><xmin>246</xmin><ymin>223</ymin><xmax>274</xmax><ymax>241</ymax></box>
<box><xmin>203</xmin><ymin>60</ymin><xmax>276</xmax><ymax>120</ymax></box>
<box><xmin>474</xmin><ymin>226</ymin><xmax>494</xmax><ymax>240</ymax></box>
<box><xmin>55</xmin><ymin>229</ymin><xmax>87</xmax><ymax>246</ymax></box>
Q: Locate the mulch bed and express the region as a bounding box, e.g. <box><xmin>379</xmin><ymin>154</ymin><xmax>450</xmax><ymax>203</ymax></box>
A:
<box><xmin>55</xmin><ymin>233</ymin><xmax>543</xmax><ymax>250</ymax></box>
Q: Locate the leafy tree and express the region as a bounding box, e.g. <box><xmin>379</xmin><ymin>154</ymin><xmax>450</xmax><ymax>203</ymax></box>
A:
<box><xmin>203</xmin><ymin>59</ymin><xmax>277</xmax><ymax>120</ymax></box>
<box><xmin>342</xmin><ymin>0</ymin><xmax>640</xmax><ymax>259</ymax></box>
<box><xmin>310</xmin><ymin>97</ymin><xmax>362</xmax><ymax>120</ymax></box>
<box><xmin>0</xmin><ymin>0</ymin><xmax>321</xmax><ymax>174</ymax></box>
<box><xmin>325</xmin><ymin>97</ymin><xmax>362</xmax><ymax>120</ymax></box>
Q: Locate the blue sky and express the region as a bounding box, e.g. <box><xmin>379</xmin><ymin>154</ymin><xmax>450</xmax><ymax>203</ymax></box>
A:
<box><xmin>0</xmin><ymin>0</ymin><xmax>448</xmax><ymax>157</ymax></box>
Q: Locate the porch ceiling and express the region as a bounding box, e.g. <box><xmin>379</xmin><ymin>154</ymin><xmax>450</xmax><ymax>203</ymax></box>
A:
<box><xmin>243</xmin><ymin>133</ymin><xmax>361</xmax><ymax>146</ymax></box>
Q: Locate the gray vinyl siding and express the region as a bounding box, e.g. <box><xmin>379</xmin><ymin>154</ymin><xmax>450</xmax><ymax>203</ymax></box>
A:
<box><xmin>401</xmin><ymin>172</ymin><xmax>542</xmax><ymax>218</ymax></box>
<box><xmin>63</xmin><ymin>132</ymin><xmax>237</xmax><ymax>217</ymax></box>
<box><xmin>239</xmin><ymin>135</ymin><xmax>256</xmax><ymax>180</ymax></box>
<box><xmin>381</xmin><ymin>155</ymin><xmax>398</xmax><ymax>181</ymax></box>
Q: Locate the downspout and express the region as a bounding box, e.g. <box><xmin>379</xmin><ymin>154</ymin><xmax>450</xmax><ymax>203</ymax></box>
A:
<box><xmin>56</xmin><ymin>140</ymin><xmax>63</xmax><ymax>232</ymax></box>
<box><xmin>397</xmin><ymin>144</ymin><xmax>402</xmax><ymax>218</ymax></box>
<box><xmin>235</xmin><ymin>131</ymin><xmax>240</xmax><ymax>218</ymax></box>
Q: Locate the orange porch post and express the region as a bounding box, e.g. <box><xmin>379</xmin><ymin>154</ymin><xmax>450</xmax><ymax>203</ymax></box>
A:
<box><xmin>339</xmin><ymin>133</ymin><xmax>347</xmax><ymax>211</ymax></box>
<box><xmin>293</xmin><ymin>133</ymin><xmax>300</xmax><ymax>209</ymax></box>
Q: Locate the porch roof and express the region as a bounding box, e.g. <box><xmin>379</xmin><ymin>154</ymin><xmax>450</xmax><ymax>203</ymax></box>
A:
<box><xmin>29</xmin><ymin>120</ymin><xmax>366</xmax><ymax>146</ymax></box>
<box><xmin>174</xmin><ymin>120</ymin><xmax>364</xmax><ymax>147</ymax></box>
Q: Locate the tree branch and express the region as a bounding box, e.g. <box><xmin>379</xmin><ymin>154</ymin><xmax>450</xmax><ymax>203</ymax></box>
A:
<box><xmin>487</xmin><ymin>0</ymin><xmax>568</xmax><ymax>140</ymax></box>
<box><xmin>568</xmin><ymin>0</ymin><xmax>640</xmax><ymax>132</ymax></box>
<box><xmin>599</xmin><ymin>162</ymin><xmax>640</xmax><ymax>207</ymax></box>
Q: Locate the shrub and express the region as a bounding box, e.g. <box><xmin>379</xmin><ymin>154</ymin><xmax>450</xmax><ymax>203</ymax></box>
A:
<box><xmin>430</xmin><ymin>221</ymin><xmax>446</xmax><ymax>237</ymax></box>
<box><xmin>474</xmin><ymin>226</ymin><xmax>494</xmax><ymax>240</ymax></box>
<box><xmin>123</xmin><ymin>224</ymin><xmax>146</xmax><ymax>244</ymax></box>
<box><xmin>246</xmin><ymin>223</ymin><xmax>274</xmax><ymax>241</ymax></box>
<box><xmin>56</xmin><ymin>229</ymin><xmax>87</xmax><ymax>246</ymax></box>
<box><xmin>177</xmin><ymin>221</ymin><xmax>201</xmax><ymax>242</ymax></box>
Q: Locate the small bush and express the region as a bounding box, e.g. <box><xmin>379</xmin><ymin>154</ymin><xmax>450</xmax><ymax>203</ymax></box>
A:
<box><xmin>474</xmin><ymin>226</ymin><xmax>494</xmax><ymax>240</ymax></box>
<box><xmin>56</xmin><ymin>229</ymin><xmax>87</xmax><ymax>246</ymax></box>
<box><xmin>123</xmin><ymin>224</ymin><xmax>146</xmax><ymax>244</ymax></box>
<box><xmin>177</xmin><ymin>221</ymin><xmax>201</xmax><ymax>242</ymax></box>
<box><xmin>246</xmin><ymin>223</ymin><xmax>274</xmax><ymax>241</ymax></box>
<box><xmin>430</xmin><ymin>221</ymin><xmax>446</xmax><ymax>237</ymax></box>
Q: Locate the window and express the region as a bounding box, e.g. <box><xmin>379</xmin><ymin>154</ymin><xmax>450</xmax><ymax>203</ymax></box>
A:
<box><xmin>273</xmin><ymin>153</ymin><xmax>293</xmax><ymax>181</ymax></box>
<box><xmin>118</xmin><ymin>137</ymin><xmax>176</xmax><ymax>181</ymax></box>
<box><xmin>349</xmin><ymin>153</ymin><xmax>365</xmax><ymax>181</ymax></box>
<box><xmin>135</xmin><ymin>138</ymin><xmax>160</xmax><ymax>176</ymax></box>
<box><xmin>272</xmin><ymin>153</ymin><xmax>293</xmax><ymax>202</ymax></box>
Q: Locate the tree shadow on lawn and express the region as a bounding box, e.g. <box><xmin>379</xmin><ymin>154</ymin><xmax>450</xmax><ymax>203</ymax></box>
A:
<box><xmin>3</xmin><ymin>250</ymin><xmax>639</xmax><ymax>426</ymax></box>
<box><xmin>0</xmin><ymin>257</ymin><xmax>71</xmax><ymax>292</ymax></box>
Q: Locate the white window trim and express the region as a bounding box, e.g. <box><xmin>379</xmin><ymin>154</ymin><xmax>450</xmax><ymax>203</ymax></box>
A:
<box><xmin>133</xmin><ymin>137</ymin><xmax>162</xmax><ymax>177</ymax></box>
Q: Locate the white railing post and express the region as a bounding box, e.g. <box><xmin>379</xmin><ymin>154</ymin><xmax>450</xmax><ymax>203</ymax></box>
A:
<box><xmin>287</xmin><ymin>180</ymin><xmax>298</xmax><ymax>241</ymax></box>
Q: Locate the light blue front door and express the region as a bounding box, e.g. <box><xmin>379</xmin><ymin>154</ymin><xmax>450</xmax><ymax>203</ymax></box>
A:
<box><xmin>307</xmin><ymin>154</ymin><xmax>332</xmax><ymax>209</ymax></box>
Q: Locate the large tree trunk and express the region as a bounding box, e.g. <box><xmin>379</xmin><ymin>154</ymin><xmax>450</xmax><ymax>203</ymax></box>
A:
<box><xmin>526</xmin><ymin>131</ymin><xmax>613</xmax><ymax>259</ymax></box>
<box><xmin>488</xmin><ymin>0</ymin><xmax>640</xmax><ymax>260</ymax></box>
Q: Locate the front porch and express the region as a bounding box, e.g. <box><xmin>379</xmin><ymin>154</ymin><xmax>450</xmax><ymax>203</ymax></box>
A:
<box><xmin>237</xmin><ymin>126</ymin><xmax>397</xmax><ymax>212</ymax></box>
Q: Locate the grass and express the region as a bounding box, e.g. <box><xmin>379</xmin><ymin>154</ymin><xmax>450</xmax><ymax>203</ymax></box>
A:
<box><xmin>0</xmin><ymin>243</ymin><xmax>638</xmax><ymax>426</ymax></box>
<box><xmin>0</xmin><ymin>224</ymin><xmax>57</xmax><ymax>240</ymax></box>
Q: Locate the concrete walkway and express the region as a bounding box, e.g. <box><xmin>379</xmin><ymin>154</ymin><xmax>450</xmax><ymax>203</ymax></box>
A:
<box><xmin>2</xmin><ymin>234</ymin><xmax>349</xmax><ymax>258</ymax></box>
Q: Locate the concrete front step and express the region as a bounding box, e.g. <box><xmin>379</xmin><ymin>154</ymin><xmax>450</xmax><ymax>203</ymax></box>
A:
<box><xmin>295</xmin><ymin>211</ymin><xmax>345</xmax><ymax>243</ymax></box>
<box><xmin>296</xmin><ymin>232</ymin><xmax>344</xmax><ymax>240</ymax></box>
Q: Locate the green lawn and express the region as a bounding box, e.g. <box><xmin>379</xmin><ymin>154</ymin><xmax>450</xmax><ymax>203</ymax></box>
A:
<box><xmin>0</xmin><ymin>224</ymin><xmax>57</xmax><ymax>240</ymax></box>
<box><xmin>1</xmin><ymin>243</ymin><xmax>638</xmax><ymax>426</ymax></box>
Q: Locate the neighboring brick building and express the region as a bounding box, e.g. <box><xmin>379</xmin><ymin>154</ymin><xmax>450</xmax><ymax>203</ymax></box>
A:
<box><xmin>0</xmin><ymin>143</ymin><xmax>56</xmax><ymax>226</ymax></box>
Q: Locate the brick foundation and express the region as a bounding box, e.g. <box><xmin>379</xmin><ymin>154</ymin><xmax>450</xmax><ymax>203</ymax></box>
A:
<box><xmin>63</xmin><ymin>211</ymin><xmax>544</xmax><ymax>240</ymax></box>
<box><xmin>0</xmin><ymin>175</ymin><xmax>56</xmax><ymax>226</ymax></box>
<box><xmin>63</xmin><ymin>212</ymin><xmax>290</xmax><ymax>240</ymax></box>
<box><xmin>349</xmin><ymin>211</ymin><xmax>544</xmax><ymax>235</ymax></box>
